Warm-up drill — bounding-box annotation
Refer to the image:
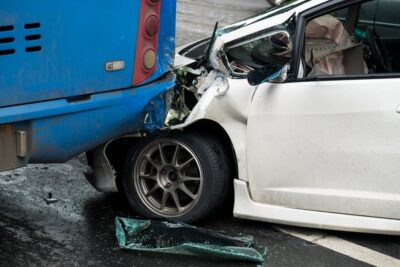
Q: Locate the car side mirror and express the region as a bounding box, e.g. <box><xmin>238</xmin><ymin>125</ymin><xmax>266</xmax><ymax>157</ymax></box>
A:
<box><xmin>247</xmin><ymin>64</ymin><xmax>283</xmax><ymax>86</ymax></box>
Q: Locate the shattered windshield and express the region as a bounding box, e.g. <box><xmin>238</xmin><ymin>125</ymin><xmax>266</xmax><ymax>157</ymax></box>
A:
<box><xmin>224</xmin><ymin>30</ymin><xmax>292</xmax><ymax>76</ymax></box>
<box><xmin>218</xmin><ymin>0</ymin><xmax>310</xmax><ymax>35</ymax></box>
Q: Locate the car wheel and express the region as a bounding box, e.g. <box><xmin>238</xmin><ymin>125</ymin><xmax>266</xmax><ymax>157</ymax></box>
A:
<box><xmin>121</xmin><ymin>131</ymin><xmax>230</xmax><ymax>223</ymax></box>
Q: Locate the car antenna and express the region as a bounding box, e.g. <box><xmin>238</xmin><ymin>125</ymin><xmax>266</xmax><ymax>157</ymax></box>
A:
<box><xmin>203</xmin><ymin>21</ymin><xmax>219</xmax><ymax>68</ymax></box>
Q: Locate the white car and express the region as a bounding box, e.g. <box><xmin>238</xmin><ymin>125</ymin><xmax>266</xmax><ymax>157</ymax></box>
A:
<box><xmin>87</xmin><ymin>0</ymin><xmax>400</xmax><ymax>235</ymax></box>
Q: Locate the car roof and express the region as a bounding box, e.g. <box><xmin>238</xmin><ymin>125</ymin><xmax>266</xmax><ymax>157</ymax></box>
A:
<box><xmin>217</xmin><ymin>0</ymin><xmax>330</xmax><ymax>44</ymax></box>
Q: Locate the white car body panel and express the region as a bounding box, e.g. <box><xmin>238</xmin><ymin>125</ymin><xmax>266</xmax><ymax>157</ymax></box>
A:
<box><xmin>234</xmin><ymin>179</ymin><xmax>400</xmax><ymax>235</ymax></box>
<box><xmin>247</xmin><ymin>78</ymin><xmax>400</xmax><ymax>220</ymax></box>
<box><xmin>171</xmin><ymin>76</ymin><xmax>256</xmax><ymax>182</ymax></box>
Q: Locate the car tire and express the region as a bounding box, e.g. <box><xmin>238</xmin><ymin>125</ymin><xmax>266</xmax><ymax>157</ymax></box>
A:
<box><xmin>121</xmin><ymin>131</ymin><xmax>230</xmax><ymax>223</ymax></box>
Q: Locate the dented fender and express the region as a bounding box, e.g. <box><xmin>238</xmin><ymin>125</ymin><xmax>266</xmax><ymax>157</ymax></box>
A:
<box><xmin>170</xmin><ymin>70</ymin><xmax>229</xmax><ymax>130</ymax></box>
<box><xmin>169</xmin><ymin>68</ymin><xmax>257</xmax><ymax>183</ymax></box>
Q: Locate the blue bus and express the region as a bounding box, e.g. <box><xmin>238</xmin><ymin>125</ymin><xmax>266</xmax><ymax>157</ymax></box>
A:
<box><xmin>0</xmin><ymin>0</ymin><xmax>176</xmax><ymax>173</ymax></box>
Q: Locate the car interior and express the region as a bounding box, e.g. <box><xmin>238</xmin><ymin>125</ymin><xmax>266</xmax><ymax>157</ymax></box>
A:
<box><xmin>305</xmin><ymin>0</ymin><xmax>400</xmax><ymax>78</ymax></box>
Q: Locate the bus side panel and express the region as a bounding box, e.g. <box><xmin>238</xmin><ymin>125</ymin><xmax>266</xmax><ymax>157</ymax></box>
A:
<box><xmin>0</xmin><ymin>0</ymin><xmax>140</xmax><ymax>107</ymax></box>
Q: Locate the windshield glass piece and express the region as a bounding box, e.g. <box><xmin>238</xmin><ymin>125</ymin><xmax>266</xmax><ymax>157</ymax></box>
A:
<box><xmin>115</xmin><ymin>217</ymin><xmax>267</xmax><ymax>263</ymax></box>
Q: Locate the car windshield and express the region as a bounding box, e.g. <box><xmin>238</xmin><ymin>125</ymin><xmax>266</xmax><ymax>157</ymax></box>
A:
<box><xmin>218</xmin><ymin>0</ymin><xmax>310</xmax><ymax>35</ymax></box>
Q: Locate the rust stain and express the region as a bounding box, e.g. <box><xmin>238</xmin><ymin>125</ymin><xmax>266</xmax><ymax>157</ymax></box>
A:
<box><xmin>0</xmin><ymin>124</ymin><xmax>17</xmax><ymax>171</ymax></box>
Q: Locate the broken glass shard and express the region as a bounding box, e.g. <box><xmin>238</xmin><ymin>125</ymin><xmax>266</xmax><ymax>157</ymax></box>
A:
<box><xmin>115</xmin><ymin>217</ymin><xmax>267</xmax><ymax>263</ymax></box>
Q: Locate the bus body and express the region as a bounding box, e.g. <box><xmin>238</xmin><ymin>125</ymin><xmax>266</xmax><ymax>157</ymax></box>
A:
<box><xmin>0</xmin><ymin>0</ymin><xmax>176</xmax><ymax>171</ymax></box>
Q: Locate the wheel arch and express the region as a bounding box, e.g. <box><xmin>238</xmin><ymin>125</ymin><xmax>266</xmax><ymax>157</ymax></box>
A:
<box><xmin>180</xmin><ymin>119</ymin><xmax>238</xmax><ymax>183</ymax></box>
<box><xmin>86</xmin><ymin>135</ymin><xmax>141</xmax><ymax>192</ymax></box>
<box><xmin>87</xmin><ymin>119</ymin><xmax>238</xmax><ymax>193</ymax></box>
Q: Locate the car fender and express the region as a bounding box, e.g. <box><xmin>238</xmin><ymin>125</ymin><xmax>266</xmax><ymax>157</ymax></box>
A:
<box><xmin>170</xmin><ymin>74</ymin><xmax>257</xmax><ymax>183</ymax></box>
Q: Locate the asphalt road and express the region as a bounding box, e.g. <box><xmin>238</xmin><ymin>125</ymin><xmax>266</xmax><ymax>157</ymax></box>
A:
<box><xmin>1</xmin><ymin>1</ymin><xmax>400</xmax><ymax>266</ymax></box>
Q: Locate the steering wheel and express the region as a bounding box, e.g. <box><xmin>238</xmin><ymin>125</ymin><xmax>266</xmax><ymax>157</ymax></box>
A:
<box><xmin>366</xmin><ymin>27</ymin><xmax>393</xmax><ymax>73</ymax></box>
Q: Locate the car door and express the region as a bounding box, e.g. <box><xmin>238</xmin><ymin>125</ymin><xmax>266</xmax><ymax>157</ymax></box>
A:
<box><xmin>247</xmin><ymin>77</ymin><xmax>400</xmax><ymax>220</ymax></box>
<box><xmin>246</xmin><ymin>0</ymin><xmax>400</xmax><ymax>220</ymax></box>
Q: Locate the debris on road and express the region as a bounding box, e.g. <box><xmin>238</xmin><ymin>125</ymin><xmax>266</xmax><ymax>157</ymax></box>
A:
<box><xmin>44</xmin><ymin>192</ymin><xmax>58</xmax><ymax>205</ymax></box>
<box><xmin>115</xmin><ymin>217</ymin><xmax>267</xmax><ymax>263</ymax></box>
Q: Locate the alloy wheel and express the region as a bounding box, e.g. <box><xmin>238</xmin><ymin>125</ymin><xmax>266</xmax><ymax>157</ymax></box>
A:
<box><xmin>132</xmin><ymin>139</ymin><xmax>204</xmax><ymax>217</ymax></box>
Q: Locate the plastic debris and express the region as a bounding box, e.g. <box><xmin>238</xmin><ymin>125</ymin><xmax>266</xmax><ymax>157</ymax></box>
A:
<box><xmin>44</xmin><ymin>192</ymin><xmax>58</xmax><ymax>205</ymax></box>
<box><xmin>115</xmin><ymin>217</ymin><xmax>267</xmax><ymax>263</ymax></box>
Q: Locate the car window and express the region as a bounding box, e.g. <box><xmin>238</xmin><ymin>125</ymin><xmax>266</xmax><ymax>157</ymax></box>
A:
<box><xmin>302</xmin><ymin>0</ymin><xmax>400</xmax><ymax>79</ymax></box>
<box><xmin>223</xmin><ymin>31</ymin><xmax>292</xmax><ymax>77</ymax></box>
<box><xmin>359</xmin><ymin>0</ymin><xmax>400</xmax><ymax>40</ymax></box>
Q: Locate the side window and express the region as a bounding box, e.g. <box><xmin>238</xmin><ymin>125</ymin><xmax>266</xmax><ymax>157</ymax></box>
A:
<box><xmin>223</xmin><ymin>31</ymin><xmax>292</xmax><ymax>77</ymax></box>
<box><xmin>359</xmin><ymin>0</ymin><xmax>400</xmax><ymax>71</ymax></box>
<box><xmin>303</xmin><ymin>0</ymin><xmax>398</xmax><ymax>78</ymax></box>
<box><xmin>359</xmin><ymin>0</ymin><xmax>400</xmax><ymax>40</ymax></box>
